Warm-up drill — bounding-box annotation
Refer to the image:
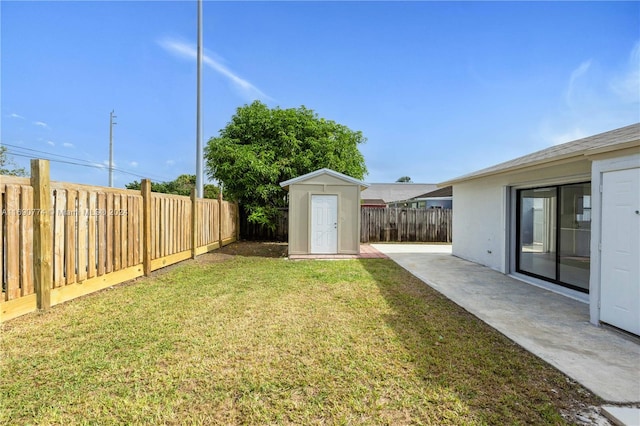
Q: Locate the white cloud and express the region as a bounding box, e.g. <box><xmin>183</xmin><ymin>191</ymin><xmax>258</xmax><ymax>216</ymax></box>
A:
<box><xmin>63</xmin><ymin>142</ymin><xmax>74</xmax><ymax>148</ymax></box>
<box><xmin>539</xmin><ymin>42</ymin><xmax>640</xmax><ymax>146</ymax></box>
<box><xmin>548</xmin><ymin>127</ymin><xmax>589</xmax><ymax>145</ymax></box>
<box><xmin>565</xmin><ymin>60</ymin><xmax>592</xmax><ymax>107</ymax></box>
<box><xmin>158</xmin><ymin>37</ymin><xmax>271</xmax><ymax>101</ymax></box>
<box><xmin>33</xmin><ymin>121</ymin><xmax>50</xmax><ymax>129</ymax></box>
<box><xmin>166</xmin><ymin>160</ymin><xmax>175</xmax><ymax>166</ymax></box>
<box><xmin>9</xmin><ymin>113</ymin><xmax>25</xmax><ymax>119</ymax></box>
<box><xmin>47</xmin><ymin>140</ymin><xmax>55</xmax><ymax>146</ymax></box>
<box><xmin>129</xmin><ymin>161</ymin><xmax>138</xmax><ymax>167</ymax></box>
<box><xmin>610</xmin><ymin>41</ymin><xmax>640</xmax><ymax>104</ymax></box>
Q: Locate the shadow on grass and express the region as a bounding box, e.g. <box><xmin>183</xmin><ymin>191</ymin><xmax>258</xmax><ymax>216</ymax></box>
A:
<box><xmin>217</xmin><ymin>241</ymin><xmax>289</xmax><ymax>258</ymax></box>
<box><xmin>357</xmin><ymin>258</ymin><xmax>598</xmax><ymax>424</ymax></box>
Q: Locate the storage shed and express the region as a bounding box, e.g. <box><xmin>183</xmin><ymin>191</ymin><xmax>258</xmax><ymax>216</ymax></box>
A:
<box><xmin>280</xmin><ymin>168</ymin><xmax>369</xmax><ymax>255</ymax></box>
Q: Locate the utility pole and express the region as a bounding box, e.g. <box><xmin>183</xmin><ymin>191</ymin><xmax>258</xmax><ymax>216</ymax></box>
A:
<box><xmin>195</xmin><ymin>0</ymin><xmax>204</xmax><ymax>198</ymax></box>
<box><xmin>109</xmin><ymin>110</ymin><xmax>117</xmax><ymax>187</ymax></box>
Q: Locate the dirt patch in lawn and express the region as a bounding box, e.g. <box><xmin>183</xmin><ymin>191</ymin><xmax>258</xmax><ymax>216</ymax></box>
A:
<box><xmin>217</xmin><ymin>240</ymin><xmax>288</xmax><ymax>258</ymax></box>
<box><xmin>150</xmin><ymin>241</ymin><xmax>287</xmax><ymax>273</ymax></box>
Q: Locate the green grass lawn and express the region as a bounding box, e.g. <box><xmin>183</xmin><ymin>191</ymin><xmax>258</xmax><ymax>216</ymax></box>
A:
<box><xmin>0</xmin><ymin>244</ymin><xmax>600</xmax><ymax>425</ymax></box>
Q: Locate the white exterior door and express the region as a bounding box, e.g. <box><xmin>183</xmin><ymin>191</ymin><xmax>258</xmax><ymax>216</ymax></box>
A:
<box><xmin>311</xmin><ymin>195</ymin><xmax>338</xmax><ymax>254</ymax></box>
<box><xmin>600</xmin><ymin>167</ymin><xmax>640</xmax><ymax>335</ymax></box>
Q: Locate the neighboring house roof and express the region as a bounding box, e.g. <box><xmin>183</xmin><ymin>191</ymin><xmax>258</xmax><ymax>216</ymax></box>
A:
<box><xmin>361</xmin><ymin>198</ymin><xmax>386</xmax><ymax>206</ymax></box>
<box><xmin>360</xmin><ymin>183</ymin><xmax>438</xmax><ymax>204</ymax></box>
<box><xmin>279</xmin><ymin>168</ymin><xmax>369</xmax><ymax>190</ymax></box>
<box><xmin>440</xmin><ymin>123</ymin><xmax>640</xmax><ymax>186</ymax></box>
<box><xmin>414</xmin><ymin>185</ymin><xmax>452</xmax><ymax>199</ymax></box>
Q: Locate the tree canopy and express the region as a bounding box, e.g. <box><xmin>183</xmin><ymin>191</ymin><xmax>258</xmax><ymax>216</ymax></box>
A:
<box><xmin>396</xmin><ymin>176</ymin><xmax>412</xmax><ymax>183</ymax></box>
<box><xmin>125</xmin><ymin>174</ymin><xmax>219</xmax><ymax>199</ymax></box>
<box><xmin>205</xmin><ymin>101</ymin><xmax>367</xmax><ymax>229</ymax></box>
<box><xmin>0</xmin><ymin>146</ymin><xmax>27</xmax><ymax>177</ymax></box>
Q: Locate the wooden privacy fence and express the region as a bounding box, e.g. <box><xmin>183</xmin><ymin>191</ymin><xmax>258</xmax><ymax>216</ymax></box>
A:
<box><xmin>360</xmin><ymin>207</ymin><xmax>452</xmax><ymax>243</ymax></box>
<box><xmin>239</xmin><ymin>207</ymin><xmax>452</xmax><ymax>243</ymax></box>
<box><xmin>240</xmin><ymin>207</ymin><xmax>288</xmax><ymax>241</ymax></box>
<box><xmin>1</xmin><ymin>160</ymin><xmax>239</xmax><ymax>322</ymax></box>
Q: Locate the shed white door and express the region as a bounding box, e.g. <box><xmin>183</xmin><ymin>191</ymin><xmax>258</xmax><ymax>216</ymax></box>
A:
<box><xmin>600</xmin><ymin>167</ymin><xmax>640</xmax><ymax>335</ymax></box>
<box><xmin>311</xmin><ymin>195</ymin><xmax>338</xmax><ymax>254</ymax></box>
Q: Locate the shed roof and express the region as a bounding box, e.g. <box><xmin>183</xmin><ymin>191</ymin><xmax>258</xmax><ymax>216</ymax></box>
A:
<box><xmin>279</xmin><ymin>168</ymin><xmax>369</xmax><ymax>190</ymax></box>
<box><xmin>440</xmin><ymin>123</ymin><xmax>640</xmax><ymax>186</ymax></box>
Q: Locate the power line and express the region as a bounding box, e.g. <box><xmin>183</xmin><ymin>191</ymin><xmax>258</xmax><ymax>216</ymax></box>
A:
<box><xmin>3</xmin><ymin>143</ymin><xmax>108</xmax><ymax>166</ymax></box>
<box><xmin>4</xmin><ymin>147</ymin><xmax>172</xmax><ymax>182</ymax></box>
<box><xmin>7</xmin><ymin>151</ymin><xmax>162</xmax><ymax>181</ymax></box>
<box><xmin>2</xmin><ymin>142</ymin><xmax>173</xmax><ymax>181</ymax></box>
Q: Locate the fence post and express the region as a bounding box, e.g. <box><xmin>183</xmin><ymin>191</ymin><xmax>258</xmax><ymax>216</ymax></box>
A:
<box><xmin>141</xmin><ymin>179</ymin><xmax>152</xmax><ymax>276</ymax></box>
<box><xmin>218</xmin><ymin>191</ymin><xmax>223</xmax><ymax>246</ymax></box>
<box><xmin>31</xmin><ymin>159</ymin><xmax>52</xmax><ymax>310</ymax></box>
<box><xmin>191</xmin><ymin>188</ymin><xmax>197</xmax><ymax>259</ymax></box>
<box><xmin>235</xmin><ymin>201</ymin><xmax>240</xmax><ymax>242</ymax></box>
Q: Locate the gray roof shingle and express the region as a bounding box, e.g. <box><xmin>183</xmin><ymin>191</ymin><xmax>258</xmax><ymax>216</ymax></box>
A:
<box><xmin>361</xmin><ymin>183</ymin><xmax>438</xmax><ymax>204</ymax></box>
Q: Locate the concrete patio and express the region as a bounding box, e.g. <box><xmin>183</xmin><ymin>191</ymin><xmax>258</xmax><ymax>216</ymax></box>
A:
<box><xmin>372</xmin><ymin>244</ymin><xmax>640</xmax><ymax>423</ymax></box>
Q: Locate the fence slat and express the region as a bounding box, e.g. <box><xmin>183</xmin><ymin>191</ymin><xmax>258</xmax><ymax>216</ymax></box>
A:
<box><xmin>97</xmin><ymin>192</ymin><xmax>106</xmax><ymax>276</ymax></box>
<box><xmin>5</xmin><ymin>185</ymin><xmax>20</xmax><ymax>300</ymax></box>
<box><xmin>106</xmin><ymin>193</ymin><xmax>114</xmax><ymax>273</ymax></box>
<box><xmin>125</xmin><ymin>196</ymin><xmax>132</xmax><ymax>267</ymax></box>
<box><xmin>20</xmin><ymin>186</ymin><xmax>34</xmax><ymax>296</ymax></box>
<box><xmin>113</xmin><ymin>195</ymin><xmax>121</xmax><ymax>271</ymax></box>
<box><xmin>65</xmin><ymin>189</ymin><xmax>77</xmax><ymax>285</ymax></box>
<box><xmin>0</xmin><ymin>185</ymin><xmax>4</xmax><ymax>300</ymax></box>
<box><xmin>77</xmin><ymin>190</ymin><xmax>88</xmax><ymax>282</ymax></box>
<box><xmin>87</xmin><ymin>192</ymin><xmax>97</xmax><ymax>279</ymax></box>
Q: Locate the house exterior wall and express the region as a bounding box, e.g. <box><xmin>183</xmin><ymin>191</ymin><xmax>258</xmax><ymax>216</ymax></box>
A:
<box><xmin>452</xmin><ymin>176</ymin><xmax>507</xmax><ymax>271</ymax></box>
<box><xmin>450</xmin><ymin>136</ymin><xmax>640</xmax><ymax>335</ymax></box>
<box><xmin>287</xmin><ymin>174</ymin><xmax>361</xmax><ymax>255</ymax></box>
<box><xmin>452</xmin><ymin>160</ymin><xmax>592</xmax><ymax>274</ymax></box>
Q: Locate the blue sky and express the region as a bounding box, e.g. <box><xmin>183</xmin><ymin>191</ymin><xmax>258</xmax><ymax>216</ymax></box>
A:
<box><xmin>2</xmin><ymin>1</ymin><xmax>639</xmax><ymax>187</ymax></box>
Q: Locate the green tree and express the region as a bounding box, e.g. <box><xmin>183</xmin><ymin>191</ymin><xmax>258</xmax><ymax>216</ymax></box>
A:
<box><xmin>125</xmin><ymin>174</ymin><xmax>219</xmax><ymax>199</ymax></box>
<box><xmin>396</xmin><ymin>176</ymin><xmax>412</xmax><ymax>183</ymax></box>
<box><xmin>0</xmin><ymin>146</ymin><xmax>27</xmax><ymax>176</ymax></box>
<box><xmin>205</xmin><ymin>101</ymin><xmax>367</xmax><ymax>229</ymax></box>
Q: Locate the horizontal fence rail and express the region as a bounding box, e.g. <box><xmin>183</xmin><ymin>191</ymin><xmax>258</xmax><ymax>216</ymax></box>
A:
<box><xmin>1</xmin><ymin>160</ymin><xmax>239</xmax><ymax>322</ymax></box>
<box><xmin>240</xmin><ymin>206</ymin><xmax>452</xmax><ymax>244</ymax></box>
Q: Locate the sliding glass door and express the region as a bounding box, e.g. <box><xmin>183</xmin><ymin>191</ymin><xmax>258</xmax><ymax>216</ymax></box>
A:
<box><xmin>516</xmin><ymin>183</ymin><xmax>591</xmax><ymax>292</ymax></box>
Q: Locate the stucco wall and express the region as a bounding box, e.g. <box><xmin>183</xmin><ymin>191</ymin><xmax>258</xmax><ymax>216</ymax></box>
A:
<box><xmin>452</xmin><ymin>159</ymin><xmax>592</xmax><ymax>273</ymax></box>
<box><xmin>452</xmin><ymin>176</ymin><xmax>507</xmax><ymax>271</ymax></box>
<box><xmin>287</xmin><ymin>174</ymin><xmax>361</xmax><ymax>255</ymax></box>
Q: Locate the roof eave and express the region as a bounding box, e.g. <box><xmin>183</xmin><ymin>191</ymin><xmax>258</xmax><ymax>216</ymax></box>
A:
<box><xmin>439</xmin><ymin>142</ymin><xmax>640</xmax><ymax>187</ymax></box>
<box><xmin>279</xmin><ymin>168</ymin><xmax>369</xmax><ymax>190</ymax></box>
<box><xmin>439</xmin><ymin>126</ymin><xmax>640</xmax><ymax>187</ymax></box>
